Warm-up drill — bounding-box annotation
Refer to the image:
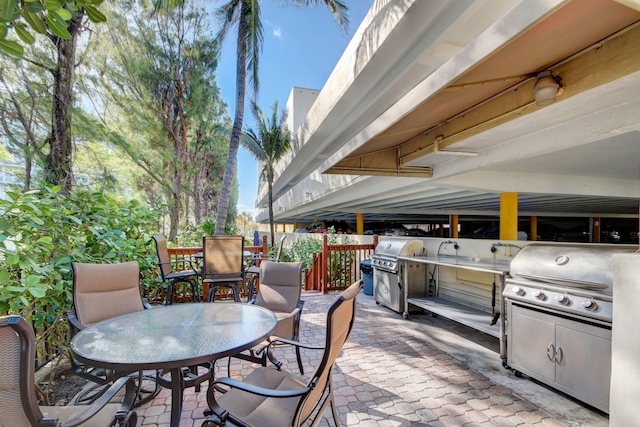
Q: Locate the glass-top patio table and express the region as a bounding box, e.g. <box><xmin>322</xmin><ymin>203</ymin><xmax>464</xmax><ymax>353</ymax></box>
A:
<box><xmin>70</xmin><ymin>303</ymin><xmax>277</xmax><ymax>427</ymax></box>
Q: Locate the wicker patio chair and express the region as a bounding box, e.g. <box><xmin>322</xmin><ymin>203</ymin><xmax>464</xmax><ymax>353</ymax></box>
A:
<box><xmin>202</xmin><ymin>280</ymin><xmax>363</xmax><ymax>427</ymax></box>
<box><xmin>68</xmin><ymin>261</ymin><xmax>211</xmax><ymax>406</ymax></box>
<box><xmin>245</xmin><ymin>234</ymin><xmax>287</xmax><ymax>303</ymax></box>
<box><xmin>230</xmin><ymin>260</ymin><xmax>305</xmax><ymax>374</ymax></box>
<box><xmin>152</xmin><ymin>234</ymin><xmax>201</xmax><ymax>304</ymax></box>
<box><xmin>0</xmin><ymin>315</ymin><xmax>138</xmax><ymax>427</ymax></box>
<box><xmin>202</xmin><ymin>235</ymin><xmax>245</xmax><ymax>302</ymax></box>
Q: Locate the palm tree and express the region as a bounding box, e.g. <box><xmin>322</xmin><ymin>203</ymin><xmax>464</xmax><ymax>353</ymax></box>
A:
<box><xmin>242</xmin><ymin>101</ymin><xmax>292</xmax><ymax>246</ymax></box>
<box><xmin>213</xmin><ymin>0</ymin><xmax>350</xmax><ymax>235</ymax></box>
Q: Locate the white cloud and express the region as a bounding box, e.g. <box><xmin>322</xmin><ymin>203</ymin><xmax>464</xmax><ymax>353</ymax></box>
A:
<box><xmin>273</xmin><ymin>27</ymin><xmax>282</xmax><ymax>37</ymax></box>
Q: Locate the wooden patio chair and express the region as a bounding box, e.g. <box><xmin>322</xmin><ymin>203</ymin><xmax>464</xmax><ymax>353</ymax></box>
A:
<box><xmin>0</xmin><ymin>315</ymin><xmax>138</xmax><ymax>427</ymax></box>
<box><xmin>68</xmin><ymin>261</ymin><xmax>211</xmax><ymax>406</ymax></box>
<box><xmin>202</xmin><ymin>280</ymin><xmax>363</xmax><ymax>427</ymax></box>
<box><xmin>202</xmin><ymin>235</ymin><xmax>245</xmax><ymax>302</ymax></box>
<box><xmin>231</xmin><ymin>260</ymin><xmax>305</xmax><ymax>374</ymax></box>
<box><xmin>152</xmin><ymin>234</ymin><xmax>201</xmax><ymax>304</ymax></box>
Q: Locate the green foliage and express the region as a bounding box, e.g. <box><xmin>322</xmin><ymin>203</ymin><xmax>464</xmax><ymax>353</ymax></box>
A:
<box><xmin>0</xmin><ymin>0</ymin><xmax>107</xmax><ymax>56</ymax></box>
<box><xmin>284</xmin><ymin>230</ymin><xmax>350</xmax><ymax>270</ymax></box>
<box><xmin>0</xmin><ymin>182</ymin><xmax>159</xmax><ymax>360</ymax></box>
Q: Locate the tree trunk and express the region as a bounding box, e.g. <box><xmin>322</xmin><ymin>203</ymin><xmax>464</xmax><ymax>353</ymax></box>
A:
<box><xmin>268</xmin><ymin>174</ymin><xmax>275</xmax><ymax>248</ymax></box>
<box><xmin>215</xmin><ymin>2</ymin><xmax>248</xmax><ymax>235</ymax></box>
<box><xmin>43</xmin><ymin>16</ymin><xmax>82</xmax><ymax>191</ymax></box>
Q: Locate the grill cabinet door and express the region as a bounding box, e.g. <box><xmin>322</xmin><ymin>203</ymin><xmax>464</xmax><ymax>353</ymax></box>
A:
<box><xmin>509</xmin><ymin>305</ymin><xmax>556</xmax><ymax>382</ymax></box>
<box><xmin>555</xmin><ymin>324</ymin><xmax>611</xmax><ymax>408</ymax></box>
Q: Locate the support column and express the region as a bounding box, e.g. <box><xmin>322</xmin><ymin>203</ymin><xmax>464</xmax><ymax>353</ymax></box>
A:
<box><xmin>356</xmin><ymin>213</ymin><xmax>364</xmax><ymax>235</ymax></box>
<box><xmin>439</xmin><ymin>221</ymin><xmax>444</xmax><ymax>237</ymax></box>
<box><xmin>450</xmin><ymin>215</ymin><xmax>459</xmax><ymax>238</ymax></box>
<box><xmin>530</xmin><ymin>216</ymin><xmax>538</xmax><ymax>241</ymax></box>
<box><xmin>500</xmin><ymin>193</ymin><xmax>518</xmax><ymax>241</ymax></box>
<box><xmin>593</xmin><ymin>217</ymin><xmax>601</xmax><ymax>243</ymax></box>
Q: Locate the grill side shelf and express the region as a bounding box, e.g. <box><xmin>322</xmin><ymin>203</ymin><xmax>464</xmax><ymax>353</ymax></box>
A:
<box><xmin>398</xmin><ymin>255</ymin><xmax>510</xmax><ymax>361</ymax></box>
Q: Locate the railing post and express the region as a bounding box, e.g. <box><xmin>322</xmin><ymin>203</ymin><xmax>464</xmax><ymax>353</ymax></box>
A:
<box><xmin>262</xmin><ymin>235</ymin><xmax>268</xmax><ymax>253</ymax></box>
<box><xmin>321</xmin><ymin>235</ymin><xmax>328</xmax><ymax>294</ymax></box>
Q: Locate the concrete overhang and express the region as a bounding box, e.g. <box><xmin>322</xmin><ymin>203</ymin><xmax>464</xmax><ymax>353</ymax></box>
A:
<box><xmin>256</xmin><ymin>0</ymin><xmax>640</xmax><ymax>224</ymax></box>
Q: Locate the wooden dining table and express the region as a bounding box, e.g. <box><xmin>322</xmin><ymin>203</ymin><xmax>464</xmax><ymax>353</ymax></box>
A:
<box><xmin>70</xmin><ymin>303</ymin><xmax>277</xmax><ymax>427</ymax></box>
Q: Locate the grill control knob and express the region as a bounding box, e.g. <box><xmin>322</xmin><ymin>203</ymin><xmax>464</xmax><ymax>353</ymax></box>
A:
<box><xmin>582</xmin><ymin>300</ymin><xmax>597</xmax><ymax>311</ymax></box>
<box><xmin>533</xmin><ymin>290</ymin><xmax>545</xmax><ymax>300</ymax></box>
<box><xmin>511</xmin><ymin>286</ymin><xmax>525</xmax><ymax>296</ymax></box>
<box><xmin>555</xmin><ymin>295</ymin><xmax>569</xmax><ymax>305</ymax></box>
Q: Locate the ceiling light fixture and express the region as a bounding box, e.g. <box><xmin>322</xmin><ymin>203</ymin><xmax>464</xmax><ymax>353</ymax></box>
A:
<box><xmin>533</xmin><ymin>70</ymin><xmax>561</xmax><ymax>106</ymax></box>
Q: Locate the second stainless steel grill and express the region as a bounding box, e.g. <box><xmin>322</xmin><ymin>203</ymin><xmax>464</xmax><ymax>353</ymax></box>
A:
<box><xmin>503</xmin><ymin>243</ymin><xmax>636</xmax><ymax>413</ymax></box>
<box><xmin>372</xmin><ymin>238</ymin><xmax>425</xmax><ymax>313</ymax></box>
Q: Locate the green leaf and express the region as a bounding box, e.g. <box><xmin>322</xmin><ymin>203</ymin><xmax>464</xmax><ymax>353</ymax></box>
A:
<box><xmin>25</xmin><ymin>2</ymin><xmax>44</xmax><ymax>13</ymax></box>
<box><xmin>22</xmin><ymin>10</ymin><xmax>47</xmax><ymax>34</ymax></box>
<box><xmin>0</xmin><ymin>38</ymin><xmax>23</xmax><ymax>56</ymax></box>
<box><xmin>0</xmin><ymin>23</ymin><xmax>7</xmax><ymax>39</ymax></box>
<box><xmin>36</xmin><ymin>236</ymin><xmax>53</xmax><ymax>244</ymax></box>
<box><xmin>56</xmin><ymin>256</ymin><xmax>71</xmax><ymax>265</ymax></box>
<box><xmin>0</xmin><ymin>302</ymin><xmax>8</xmax><ymax>312</ymax></box>
<box><xmin>104</xmin><ymin>251</ymin><xmax>116</xmax><ymax>259</ymax></box>
<box><xmin>52</xmin><ymin>7</ymin><xmax>71</xmax><ymax>21</ymax></box>
<box><xmin>45</xmin><ymin>11</ymin><xmax>70</xmax><ymax>39</ymax></box>
<box><xmin>28</xmin><ymin>285</ymin><xmax>46</xmax><ymax>298</ymax></box>
<box><xmin>5</xmin><ymin>254</ymin><xmax>20</xmax><ymax>265</ymax></box>
<box><xmin>0</xmin><ymin>270</ymin><xmax>10</xmax><ymax>285</ymax></box>
<box><xmin>44</xmin><ymin>0</ymin><xmax>59</xmax><ymax>11</ymax></box>
<box><xmin>0</xmin><ymin>0</ymin><xmax>17</xmax><ymax>22</ymax></box>
<box><xmin>15</xmin><ymin>24</ymin><xmax>35</xmax><ymax>44</ymax></box>
<box><xmin>4</xmin><ymin>285</ymin><xmax>25</xmax><ymax>292</ymax></box>
<box><xmin>84</xmin><ymin>4</ymin><xmax>105</xmax><ymax>23</ymax></box>
<box><xmin>66</xmin><ymin>215</ymin><xmax>82</xmax><ymax>224</ymax></box>
<box><xmin>25</xmin><ymin>274</ymin><xmax>40</xmax><ymax>287</ymax></box>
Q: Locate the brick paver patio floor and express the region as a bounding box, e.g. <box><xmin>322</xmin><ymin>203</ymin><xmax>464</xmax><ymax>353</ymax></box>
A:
<box><xmin>133</xmin><ymin>290</ymin><xmax>608</xmax><ymax>426</ymax></box>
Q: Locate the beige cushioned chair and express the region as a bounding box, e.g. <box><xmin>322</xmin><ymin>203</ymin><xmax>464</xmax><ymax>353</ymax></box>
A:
<box><xmin>244</xmin><ymin>234</ymin><xmax>287</xmax><ymax>302</ymax></box>
<box><xmin>68</xmin><ymin>261</ymin><xmax>211</xmax><ymax>406</ymax></box>
<box><xmin>203</xmin><ymin>280</ymin><xmax>362</xmax><ymax>427</ymax></box>
<box><xmin>202</xmin><ymin>235</ymin><xmax>245</xmax><ymax>302</ymax></box>
<box><xmin>152</xmin><ymin>234</ymin><xmax>201</xmax><ymax>304</ymax></box>
<box><xmin>232</xmin><ymin>261</ymin><xmax>305</xmax><ymax>374</ymax></box>
<box><xmin>0</xmin><ymin>315</ymin><xmax>137</xmax><ymax>427</ymax></box>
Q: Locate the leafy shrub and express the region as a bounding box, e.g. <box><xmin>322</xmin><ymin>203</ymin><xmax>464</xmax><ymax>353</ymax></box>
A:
<box><xmin>0</xmin><ymin>182</ymin><xmax>159</xmax><ymax>364</ymax></box>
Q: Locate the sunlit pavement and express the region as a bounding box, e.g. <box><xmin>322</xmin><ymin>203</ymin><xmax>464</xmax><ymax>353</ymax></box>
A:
<box><xmin>133</xmin><ymin>291</ymin><xmax>608</xmax><ymax>427</ymax></box>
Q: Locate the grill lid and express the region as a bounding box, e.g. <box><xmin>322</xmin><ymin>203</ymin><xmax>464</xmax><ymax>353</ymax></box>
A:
<box><xmin>372</xmin><ymin>238</ymin><xmax>425</xmax><ymax>272</ymax></box>
<box><xmin>373</xmin><ymin>238</ymin><xmax>425</xmax><ymax>258</ymax></box>
<box><xmin>509</xmin><ymin>243</ymin><xmax>636</xmax><ymax>294</ymax></box>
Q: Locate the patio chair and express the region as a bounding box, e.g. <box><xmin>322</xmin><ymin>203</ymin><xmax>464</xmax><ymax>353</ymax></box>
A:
<box><xmin>152</xmin><ymin>234</ymin><xmax>201</xmax><ymax>304</ymax></box>
<box><xmin>231</xmin><ymin>260</ymin><xmax>305</xmax><ymax>374</ymax></box>
<box><xmin>202</xmin><ymin>235</ymin><xmax>245</xmax><ymax>302</ymax></box>
<box><xmin>0</xmin><ymin>315</ymin><xmax>138</xmax><ymax>427</ymax></box>
<box><xmin>202</xmin><ymin>280</ymin><xmax>362</xmax><ymax>427</ymax></box>
<box><xmin>68</xmin><ymin>261</ymin><xmax>212</xmax><ymax>406</ymax></box>
<box><xmin>245</xmin><ymin>234</ymin><xmax>287</xmax><ymax>302</ymax></box>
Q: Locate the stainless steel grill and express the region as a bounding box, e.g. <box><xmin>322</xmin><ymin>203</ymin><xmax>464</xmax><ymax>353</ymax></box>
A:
<box><xmin>503</xmin><ymin>243</ymin><xmax>636</xmax><ymax>413</ymax></box>
<box><xmin>372</xmin><ymin>238</ymin><xmax>425</xmax><ymax>313</ymax></box>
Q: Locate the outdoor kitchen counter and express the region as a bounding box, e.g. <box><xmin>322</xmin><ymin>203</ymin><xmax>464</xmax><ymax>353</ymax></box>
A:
<box><xmin>398</xmin><ymin>254</ymin><xmax>510</xmax><ymax>362</ymax></box>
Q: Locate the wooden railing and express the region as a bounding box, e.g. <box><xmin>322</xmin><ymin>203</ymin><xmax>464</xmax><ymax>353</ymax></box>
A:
<box><xmin>305</xmin><ymin>234</ymin><xmax>378</xmax><ymax>293</ymax></box>
<box><xmin>156</xmin><ymin>234</ymin><xmax>377</xmax><ymax>300</ymax></box>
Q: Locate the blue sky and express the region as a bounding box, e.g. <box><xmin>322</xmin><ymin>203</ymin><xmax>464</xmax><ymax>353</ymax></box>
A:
<box><xmin>213</xmin><ymin>1</ymin><xmax>373</xmax><ymax>217</ymax></box>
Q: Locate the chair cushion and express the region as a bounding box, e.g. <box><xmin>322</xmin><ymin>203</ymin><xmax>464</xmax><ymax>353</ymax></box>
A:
<box><xmin>41</xmin><ymin>403</ymin><xmax>122</xmax><ymax>427</ymax></box>
<box><xmin>73</xmin><ymin>262</ymin><xmax>144</xmax><ymax>327</ymax></box>
<box><xmin>217</xmin><ymin>367</ymin><xmax>305</xmax><ymax>426</ymax></box>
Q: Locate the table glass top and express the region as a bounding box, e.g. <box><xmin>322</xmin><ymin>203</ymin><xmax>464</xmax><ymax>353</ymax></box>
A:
<box><xmin>70</xmin><ymin>303</ymin><xmax>276</xmax><ymax>369</ymax></box>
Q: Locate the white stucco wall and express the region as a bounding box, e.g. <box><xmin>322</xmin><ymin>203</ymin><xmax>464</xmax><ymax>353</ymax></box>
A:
<box><xmin>610</xmin><ymin>253</ymin><xmax>640</xmax><ymax>426</ymax></box>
